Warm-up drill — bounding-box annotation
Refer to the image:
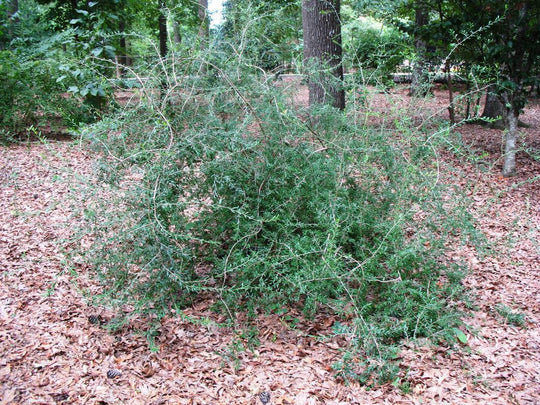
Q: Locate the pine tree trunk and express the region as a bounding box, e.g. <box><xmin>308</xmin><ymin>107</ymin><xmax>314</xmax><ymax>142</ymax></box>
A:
<box><xmin>302</xmin><ymin>0</ymin><xmax>345</xmax><ymax>110</ymax></box>
<box><xmin>410</xmin><ymin>5</ymin><xmax>430</xmax><ymax>96</ymax></box>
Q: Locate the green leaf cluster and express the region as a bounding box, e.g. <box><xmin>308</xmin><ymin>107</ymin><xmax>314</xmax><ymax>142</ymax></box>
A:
<box><xmin>0</xmin><ymin>48</ymin><xmax>97</xmax><ymax>142</ymax></box>
<box><xmin>343</xmin><ymin>9</ymin><xmax>412</xmax><ymax>75</ymax></box>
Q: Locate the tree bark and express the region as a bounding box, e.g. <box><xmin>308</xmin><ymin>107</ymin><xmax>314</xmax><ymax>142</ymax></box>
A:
<box><xmin>159</xmin><ymin>2</ymin><xmax>168</xmax><ymax>58</ymax></box>
<box><xmin>198</xmin><ymin>0</ymin><xmax>209</xmax><ymax>44</ymax></box>
<box><xmin>410</xmin><ymin>5</ymin><xmax>430</xmax><ymax>96</ymax></box>
<box><xmin>158</xmin><ymin>2</ymin><xmax>168</xmax><ymax>101</ymax></box>
<box><xmin>499</xmin><ymin>2</ymin><xmax>531</xmax><ymax>176</ymax></box>
<box><xmin>481</xmin><ymin>84</ymin><xmax>506</xmax><ymax>128</ymax></box>
<box><xmin>173</xmin><ymin>21</ymin><xmax>182</xmax><ymax>45</ymax></box>
<box><xmin>302</xmin><ymin>0</ymin><xmax>345</xmax><ymax>110</ymax></box>
<box><xmin>502</xmin><ymin>103</ymin><xmax>518</xmax><ymax>177</ymax></box>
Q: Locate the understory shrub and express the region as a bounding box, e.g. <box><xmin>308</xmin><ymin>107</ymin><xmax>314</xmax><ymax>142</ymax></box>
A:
<box><xmin>77</xmin><ymin>46</ymin><xmax>474</xmax><ymax>384</ymax></box>
<box><xmin>1</xmin><ymin>1</ymin><xmax>115</xmax><ymax>145</ymax></box>
<box><xmin>343</xmin><ymin>14</ymin><xmax>411</xmax><ymax>83</ymax></box>
<box><xmin>0</xmin><ymin>48</ymin><xmax>103</xmax><ymax>143</ymax></box>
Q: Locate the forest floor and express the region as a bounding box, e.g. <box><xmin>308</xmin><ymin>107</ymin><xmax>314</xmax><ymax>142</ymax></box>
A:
<box><xmin>0</xmin><ymin>85</ymin><xmax>538</xmax><ymax>404</ymax></box>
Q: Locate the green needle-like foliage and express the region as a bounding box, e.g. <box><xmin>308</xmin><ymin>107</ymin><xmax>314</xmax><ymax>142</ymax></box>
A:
<box><xmin>77</xmin><ymin>45</ymin><xmax>476</xmax><ymax>384</ymax></box>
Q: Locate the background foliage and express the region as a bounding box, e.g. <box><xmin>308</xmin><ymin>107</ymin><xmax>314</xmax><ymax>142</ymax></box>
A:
<box><xmin>0</xmin><ymin>0</ymin><xmax>117</xmax><ymax>142</ymax></box>
<box><xmin>342</xmin><ymin>6</ymin><xmax>412</xmax><ymax>78</ymax></box>
<box><xmin>221</xmin><ymin>0</ymin><xmax>302</xmax><ymax>72</ymax></box>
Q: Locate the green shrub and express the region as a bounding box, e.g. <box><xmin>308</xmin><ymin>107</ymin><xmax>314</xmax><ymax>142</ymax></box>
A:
<box><xmin>343</xmin><ymin>14</ymin><xmax>411</xmax><ymax>81</ymax></box>
<box><xmin>0</xmin><ymin>49</ymin><xmax>100</xmax><ymax>143</ymax></box>
<box><xmin>0</xmin><ymin>0</ymin><xmax>116</xmax><ymax>144</ymax></box>
<box><xmin>78</xmin><ymin>47</ymin><xmax>473</xmax><ymax>384</ymax></box>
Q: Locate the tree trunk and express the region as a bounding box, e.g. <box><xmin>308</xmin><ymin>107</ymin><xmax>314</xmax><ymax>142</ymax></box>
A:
<box><xmin>302</xmin><ymin>0</ymin><xmax>345</xmax><ymax>110</ymax></box>
<box><xmin>499</xmin><ymin>2</ymin><xmax>531</xmax><ymax>176</ymax></box>
<box><xmin>465</xmin><ymin>78</ymin><xmax>471</xmax><ymax>119</ymax></box>
<box><xmin>117</xmin><ymin>18</ymin><xmax>128</xmax><ymax>77</ymax></box>
<box><xmin>173</xmin><ymin>21</ymin><xmax>182</xmax><ymax>45</ymax></box>
<box><xmin>7</xmin><ymin>0</ymin><xmax>19</xmax><ymax>39</ymax></box>
<box><xmin>159</xmin><ymin>2</ymin><xmax>168</xmax><ymax>58</ymax></box>
<box><xmin>198</xmin><ymin>0</ymin><xmax>209</xmax><ymax>44</ymax></box>
<box><xmin>502</xmin><ymin>103</ymin><xmax>518</xmax><ymax>177</ymax></box>
<box><xmin>481</xmin><ymin>84</ymin><xmax>506</xmax><ymax>128</ymax></box>
<box><xmin>410</xmin><ymin>5</ymin><xmax>430</xmax><ymax>96</ymax></box>
<box><xmin>158</xmin><ymin>2</ymin><xmax>168</xmax><ymax>101</ymax></box>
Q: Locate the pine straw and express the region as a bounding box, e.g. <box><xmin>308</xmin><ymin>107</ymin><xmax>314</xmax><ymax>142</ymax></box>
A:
<box><xmin>0</xmin><ymin>87</ymin><xmax>538</xmax><ymax>404</ymax></box>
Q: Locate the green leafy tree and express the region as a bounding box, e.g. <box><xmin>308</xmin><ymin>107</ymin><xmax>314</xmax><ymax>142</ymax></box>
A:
<box><xmin>0</xmin><ymin>0</ymin><xmax>105</xmax><ymax>140</ymax></box>
<box><xmin>410</xmin><ymin>0</ymin><xmax>539</xmax><ymax>176</ymax></box>
<box><xmin>349</xmin><ymin>1</ymin><xmax>440</xmax><ymax>93</ymax></box>
<box><xmin>362</xmin><ymin>0</ymin><xmax>539</xmax><ymax>175</ymax></box>
<box><xmin>458</xmin><ymin>1</ymin><xmax>540</xmax><ymax>176</ymax></box>
<box><xmin>7</xmin><ymin>0</ymin><xmax>19</xmax><ymax>38</ymax></box>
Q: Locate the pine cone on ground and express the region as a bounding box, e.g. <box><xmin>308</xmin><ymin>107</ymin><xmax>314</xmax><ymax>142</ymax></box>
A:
<box><xmin>258</xmin><ymin>391</ymin><xmax>271</xmax><ymax>405</ymax></box>
<box><xmin>106</xmin><ymin>369</ymin><xmax>122</xmax><ymax>379</ymax></box>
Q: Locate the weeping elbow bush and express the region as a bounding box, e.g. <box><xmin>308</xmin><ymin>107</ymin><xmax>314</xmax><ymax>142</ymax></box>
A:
<box><xmin>79</xmin><ymin>47</ymin><xmax>473</xmax><ymax>382</ymax></box>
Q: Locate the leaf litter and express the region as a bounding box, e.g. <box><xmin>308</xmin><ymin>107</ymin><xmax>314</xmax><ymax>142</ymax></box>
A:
<box><xmin>0</xmin><ymin>86</ymin><xmax>538</xmax><ymax>404</ymax></box>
